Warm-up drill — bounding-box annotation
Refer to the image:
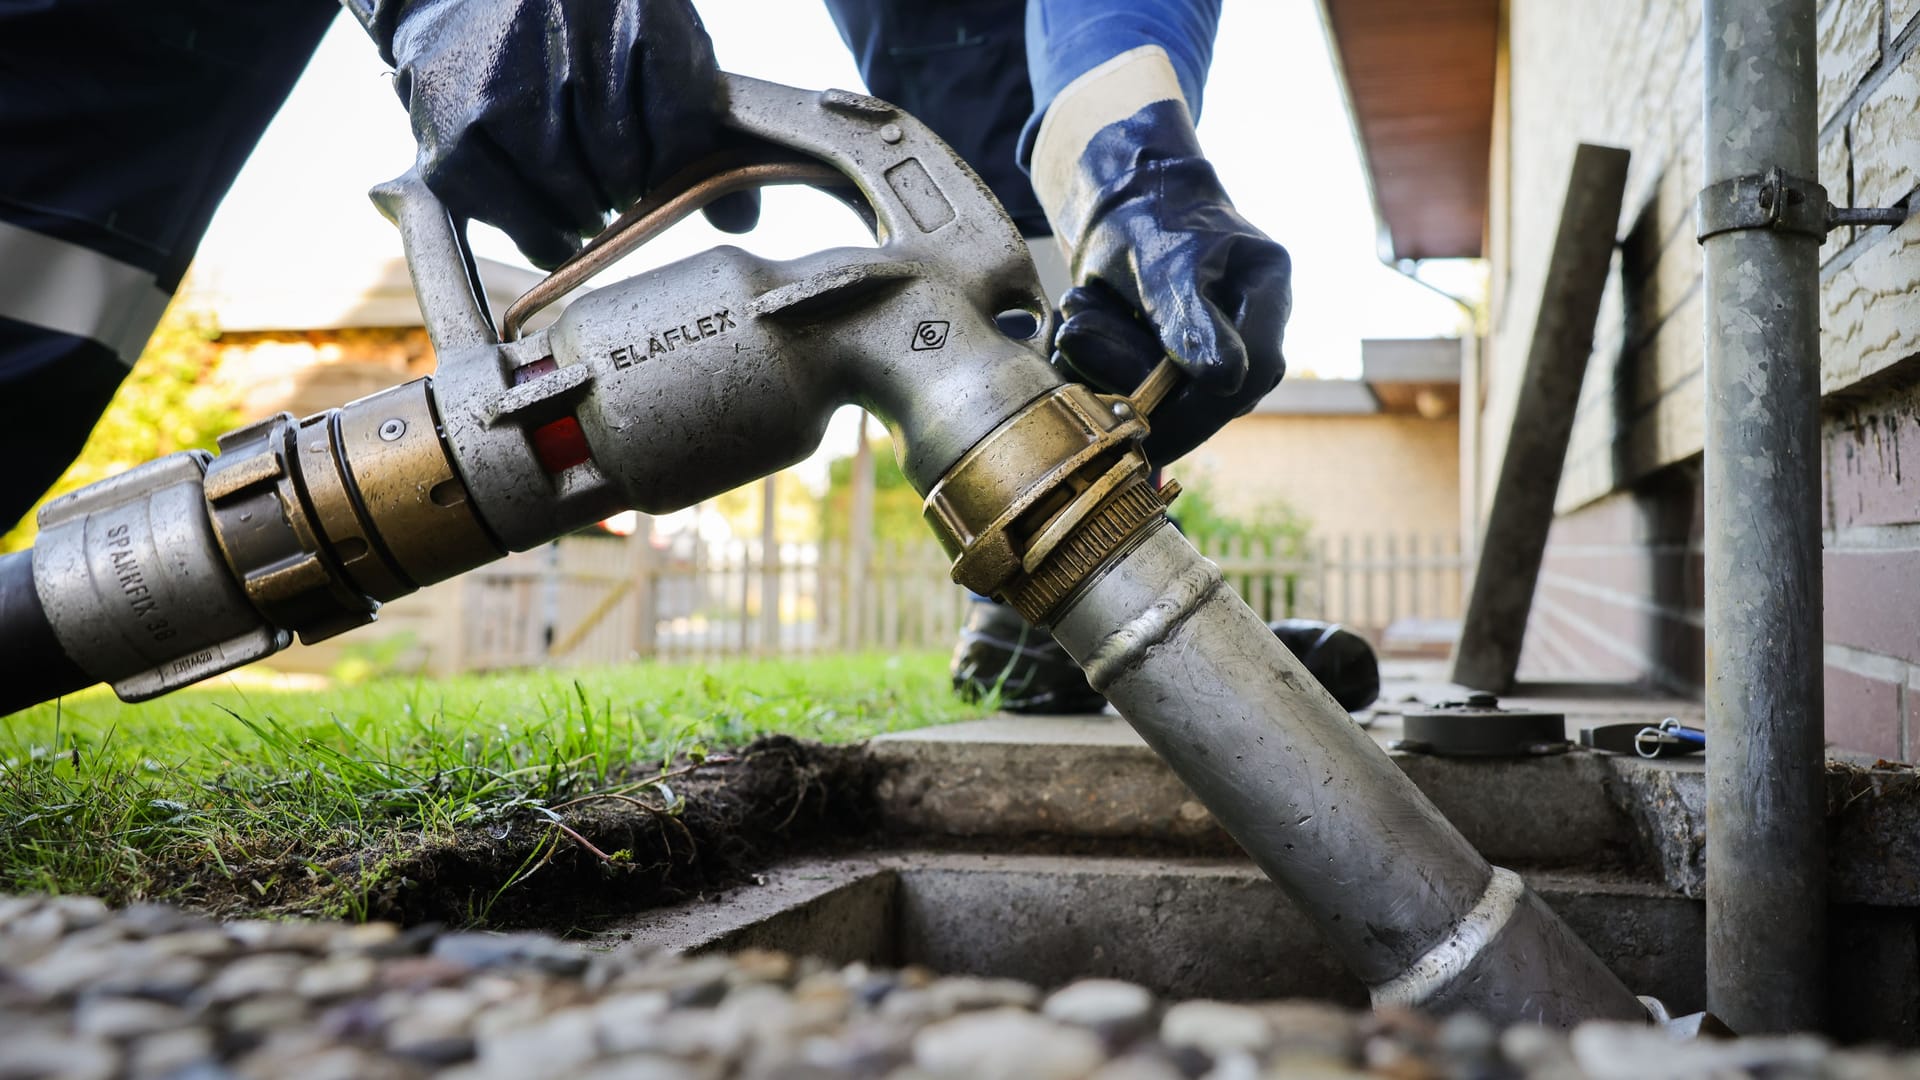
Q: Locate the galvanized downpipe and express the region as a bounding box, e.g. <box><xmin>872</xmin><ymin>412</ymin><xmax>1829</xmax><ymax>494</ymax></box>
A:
<box><xmin>1700</xmin><ymin>0</ymin><xmax>1827</xmax><ymax>1033</ymax></box>
<box><xmin>1045</xmin><ymin>521</ymin><xmax>1649</xmax><ymax>1025</ymax></box>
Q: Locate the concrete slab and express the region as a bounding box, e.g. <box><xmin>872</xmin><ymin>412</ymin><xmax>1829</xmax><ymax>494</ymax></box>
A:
<box><xmin>888</xmin><ymin>853</ymin><xmax>1363</xmax><ymax>1005</ymax></box>
<box><xmin>1609</xmin><ymin>756</ymin><xmax>1920</xmax><ymax>906</ymax></box>
<box><xmin>601</xmin><ymin>858</ymin><xmax>895</xmax><ymax>962</ymax></box>
<box><xmin>600</xmin><ymin>662</ymin><xmax>1916</xmax><ymax>1042</ymax></box>
<box><xmin>603</xmin><ymin>851</ymin><xmax>1917</xmax><ymax>1039</ymax></box>
<box><xmin>870</xmin><ymin>716</ymin><xmax>1224</xmax><ymax>848</ymax></box>
<box><xmin>868</xmin><ymin>670</ymin><xmax>1920</xmax><ymax>907</ymax></box>
<box><xmin>869</xmin><ymin>714</ymin><xmax>1639</xmax><ymax>866</ymax></box>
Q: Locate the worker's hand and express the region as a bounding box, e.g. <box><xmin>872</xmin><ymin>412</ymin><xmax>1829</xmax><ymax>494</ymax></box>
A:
<box><xmin>1033</xmin><ymin>50</ymin><xmax>1290</xmax><ymax>465</ymax></box>
<box><xmin>347</xmin><ymin>0</ymin><xmax>754</xmax><ymax>269</ymax></box>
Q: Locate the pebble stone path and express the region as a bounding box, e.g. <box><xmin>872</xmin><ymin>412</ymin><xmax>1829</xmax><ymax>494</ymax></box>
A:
<box><xmin>1</xmin><ymin>894</ymin><xmax>1915</xmax><ymax>1079</ymax></box>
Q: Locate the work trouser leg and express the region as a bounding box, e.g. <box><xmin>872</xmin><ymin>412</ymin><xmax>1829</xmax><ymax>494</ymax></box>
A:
<box><xmin>0</xmin><ymin>1</ymin><xmax>340</xmax><ymax>530</ymax></box>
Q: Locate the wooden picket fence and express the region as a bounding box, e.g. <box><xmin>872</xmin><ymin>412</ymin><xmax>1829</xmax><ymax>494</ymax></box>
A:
<box><xmin>1209</xmin><ymin>532</ymin><xmax>1471</xmax><ymax>642</ymax></box>
<box><xmin>432</xmin><ymin>528</ymin><xmax>1469</xmax><ymax>672</ymax></box>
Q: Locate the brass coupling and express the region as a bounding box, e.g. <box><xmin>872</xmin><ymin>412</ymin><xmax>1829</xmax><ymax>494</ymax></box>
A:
<box><xmin>1004</xmin><ymin>469</ymin><xmax>1178</xmax><ymax>623</ymax></box>
<box><xmin>202</xmin><ymin>379</ymin><xmax>500</xmax><ymax>645</ymax></box>
<box><xmin>923</xmin><ymin>369</ymin><xmax>1182</xmax><ymax>626</ymax></box>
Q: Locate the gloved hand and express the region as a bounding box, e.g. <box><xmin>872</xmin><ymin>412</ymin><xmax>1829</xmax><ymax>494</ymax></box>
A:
<box><xmin>345</xmin><ymin>0</ymin><xmax>755</xmax><ymax>269</ymax></box>
<box><xmin>1032</xmin><ymin>51</ymin><xmax>1290</xmax><ymax>465</ymax></box>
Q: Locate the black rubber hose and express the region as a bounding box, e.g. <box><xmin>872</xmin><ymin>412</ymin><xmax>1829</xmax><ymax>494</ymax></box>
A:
<box><xmin>0</xmin><ymin>548</ymin><xmax>95</xmax><ymax>715</ymax></box>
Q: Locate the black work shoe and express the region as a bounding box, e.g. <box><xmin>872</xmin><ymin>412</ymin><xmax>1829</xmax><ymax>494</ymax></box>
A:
<box><xmin>951</xmin><ymin>598</ymin><xmax>1383</xmax><ymax>715</ymax></box>
<box><xmin>950</xmin><ymin>598</ymin><xmax>1107</xmax><ymax>714</ymax></box>
<box><xmin>1269</xmin><ymin>619</ymin><xmax>1380</xmax><ymax>712</ymax></box>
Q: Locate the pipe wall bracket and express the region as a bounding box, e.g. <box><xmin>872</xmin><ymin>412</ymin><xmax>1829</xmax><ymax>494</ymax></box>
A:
<box><xmin>1696</xmin><ymin>168</ymin><xmax>1829</xmax><ymax>242</ymax></box>
<box><xmin>1697</xmin><ymin>166</ymin><xmax>1907</xmax><ymax>243</ymax></box>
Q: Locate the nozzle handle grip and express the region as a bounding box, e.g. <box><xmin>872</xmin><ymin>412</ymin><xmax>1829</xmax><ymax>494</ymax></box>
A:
<box><xmin>502</xmin><ymin>73</ymin><xmax>1039</xmax><ymax>339</ymax></box>
<box><xmin>368</xmin><ymin>170</ymin><xmax>500</xmax><ymax>355</ymax></box>
<box><xmin>376</xmin><ymin>72</ymin><xmax>1040</xmax><ymax>351</ymax></box>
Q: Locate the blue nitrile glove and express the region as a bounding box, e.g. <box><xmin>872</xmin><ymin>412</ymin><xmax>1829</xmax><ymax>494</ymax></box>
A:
<box><xmin>1025</xmin><ymin>11</ymin><xmax>1290</xmax><ymax>465</ymax></box>
<box><xmin>344</xmin><ymin>0</ymin><xmax>755</xmax><ymax>269</ymax></box>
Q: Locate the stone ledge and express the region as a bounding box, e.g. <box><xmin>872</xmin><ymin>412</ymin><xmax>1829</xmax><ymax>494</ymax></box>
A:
<box><xmin>867</xmin><ymin>713</ymin><xmax>1920</xmax><ymax>908</ymax></box>
<box><xmin>1611</xmin><ymin>756</ymin><xmax>1920</xmax><ymax>906</ymax></box>
<box><xmin>868</xmin><ymin>711</ymin><xmax>1642</xmax><ymax>864</ymax></box>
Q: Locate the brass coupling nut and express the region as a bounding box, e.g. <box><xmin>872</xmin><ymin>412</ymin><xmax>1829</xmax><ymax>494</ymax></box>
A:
<box><xmin>204</xmin><ymin>414</ymin><xmax>379</xmax><ymax>643</ymax></box>
<box><xmin>923</xmin><ymin>382</ymin><xmax>1179</xmax><ymax>625</ymax></box>
<box><xmin>1004</xmin><ymin>470</ymin><xmax>1179</xmax><ymax>625</ymax></box>
<box><xmin>202</xmin><ymin>379</ymin><xmax>500</xmax><ymax>645</ymax></box>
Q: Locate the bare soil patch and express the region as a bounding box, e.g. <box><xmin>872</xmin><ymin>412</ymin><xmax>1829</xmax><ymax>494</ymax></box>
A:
<box><xmin>154</xmin><ymin>736</ymin><xmax>879</xmax><ymax>930</ymax></box>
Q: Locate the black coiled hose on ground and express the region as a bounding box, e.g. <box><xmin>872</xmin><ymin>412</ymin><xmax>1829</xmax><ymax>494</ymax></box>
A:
<box><xmin>0</xmin><ymin>549</ymin><xmax>93</xmax><ymax>715</ymax></box>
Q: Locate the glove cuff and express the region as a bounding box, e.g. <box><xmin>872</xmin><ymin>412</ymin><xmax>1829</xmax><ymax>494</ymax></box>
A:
<box><xmin>1030</xmin><ymin>45</ymin><xmax>1195</xmax><ymax>250</ymax></box>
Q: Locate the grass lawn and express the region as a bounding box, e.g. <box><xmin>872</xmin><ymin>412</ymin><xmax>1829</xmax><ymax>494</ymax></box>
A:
<box><xmin>0</xmin><ymin>651</ymin><xmax>986</xmax><ymax>922</ymax></box>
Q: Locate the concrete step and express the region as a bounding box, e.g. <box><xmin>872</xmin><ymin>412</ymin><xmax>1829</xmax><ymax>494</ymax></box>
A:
<box><xmin>867</xmin><ymin>712</ymin><xmax>1920</xmax><ymax>907</ymax></box>
<box><xmin>602</xmin><ymin>671</ymin><xmax>1920</xmax><ymax>1043</ymax></box>
<box><xmin>869</xmin><ymin>715</ymin><xmax>1634</xmax><ymax>867</ymax></box>
<box><xmin>601</xmin><ymin>851</ymin><xmax>1916</xmax><ymax>1043</ymax></box>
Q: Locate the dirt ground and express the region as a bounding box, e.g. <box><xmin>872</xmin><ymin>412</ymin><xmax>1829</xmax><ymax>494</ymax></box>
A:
<box><xmin>162</xmin><ymin>736</ymin><xmax>880</xmax><ymax>931</ymax></box>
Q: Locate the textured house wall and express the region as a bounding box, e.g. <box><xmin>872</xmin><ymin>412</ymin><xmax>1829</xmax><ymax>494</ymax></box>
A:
<box><xmin>1492</xmin><ymin>0</ymin><xmax>1920</xmax><ymax>759</ymax></box>
<box><xmin>1184</xmin><ymin>412</ymin><xmax>1461</xmax><ymax>545</ymax></box>
<box><xmin>1518</xmin><ymin>469</ymin><xmax>1704</xmax><ymax>697</ymax></box>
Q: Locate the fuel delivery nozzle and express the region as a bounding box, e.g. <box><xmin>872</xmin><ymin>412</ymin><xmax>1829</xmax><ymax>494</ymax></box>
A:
<box><xmin>0</xmin><ymin>71</ymin><xmax>1663</xmax><ymax>1035</ymax></box>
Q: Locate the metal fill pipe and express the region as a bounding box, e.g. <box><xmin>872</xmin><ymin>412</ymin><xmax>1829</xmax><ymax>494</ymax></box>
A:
<box><xmin>1700</xmin><ymin>0</ymin><xmax>1827</xmax><ymax>1033</ymax></box>
<box><xmin>1049</xmin><ymin>521</ymin><xmax>1647</xmax><ymax>1026</ymax></box>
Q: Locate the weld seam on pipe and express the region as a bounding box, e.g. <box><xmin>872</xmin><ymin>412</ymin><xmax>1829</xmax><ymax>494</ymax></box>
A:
<box><xmin>1370</xmin><ymin>866</ymin><xmax>1525</xmax><ymax>1008</ymax></box>
<box><xmin>1080</xmin><ymin>555</ymin><xmax>1223</xmax><ymax>692</ymax></box>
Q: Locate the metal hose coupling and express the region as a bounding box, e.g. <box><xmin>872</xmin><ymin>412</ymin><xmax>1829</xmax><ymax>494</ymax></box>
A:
<box><xmin>924</xmin><ymin>361</ymin><xmax>1182</xmax><ymax>624</ymax></box>
<box><xmin>27</xmin><ymin>378</ymin><xmax>500</xmax><ymax>700</ymax></box>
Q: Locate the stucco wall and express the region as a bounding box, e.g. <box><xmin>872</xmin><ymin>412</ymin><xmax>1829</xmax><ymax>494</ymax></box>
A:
<box><xmin>1184</xmin><ymin>412</ymin><xmax>1461</xmax><ymax>545</ymax></box>
<box><xmin>1493</xmin><ymin>0</ymin><xmax>1920</xmax><ymax>758</ymax></box>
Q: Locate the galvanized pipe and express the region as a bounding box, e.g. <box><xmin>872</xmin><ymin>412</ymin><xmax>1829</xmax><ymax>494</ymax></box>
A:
<box><xmin>1048</xmin><ymin>520</ymin><xmax>1648</xmax><ymax>1026</ymax></box>
<box><xmin>1700</xmin><ymin>0</ymin><xmax>1827</xmax><ymax>1034</ymax></box>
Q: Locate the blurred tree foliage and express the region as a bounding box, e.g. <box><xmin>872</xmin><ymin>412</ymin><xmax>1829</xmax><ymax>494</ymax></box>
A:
<box><xmin>819</xmin><ymin>433</ymin><xmax>925</xmax><ymax>545</ymax></box>
<box><xmin>1167</xmin><ymin>475</ymin><xmax>1312</xmax><ymax>555</ymax></box>
<box><xmin>1</xmin><ymin>303</ymin><xmax>237</xmax><ymax>552</ymax></box>
<box><xmin>1170</xmin><ymin>476</ymin><xmax>1313</xmax><ymax>621</ymax></box>
<box><xmin>710</xmin><ymin>470</ymin><xmax>823</xmax><ymax>543</ymax></box>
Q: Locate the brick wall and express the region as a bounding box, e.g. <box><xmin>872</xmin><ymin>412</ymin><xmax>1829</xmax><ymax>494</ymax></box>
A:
<box><xmin>1492</xmin><ymin>0</ymin><xmax>1920</xmax><ymax>759</ymax></box>
<box><xmin>1519</xmin><ymin>468</ymin><xmax>1704</xmax><ymax>696</ymax></box>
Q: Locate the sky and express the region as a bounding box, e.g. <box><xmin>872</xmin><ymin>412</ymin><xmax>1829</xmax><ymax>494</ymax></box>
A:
<box><xmin>190</xmin><ymin>0</ymin><xmax>1472</xmax><ymax>492</ymax></box>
